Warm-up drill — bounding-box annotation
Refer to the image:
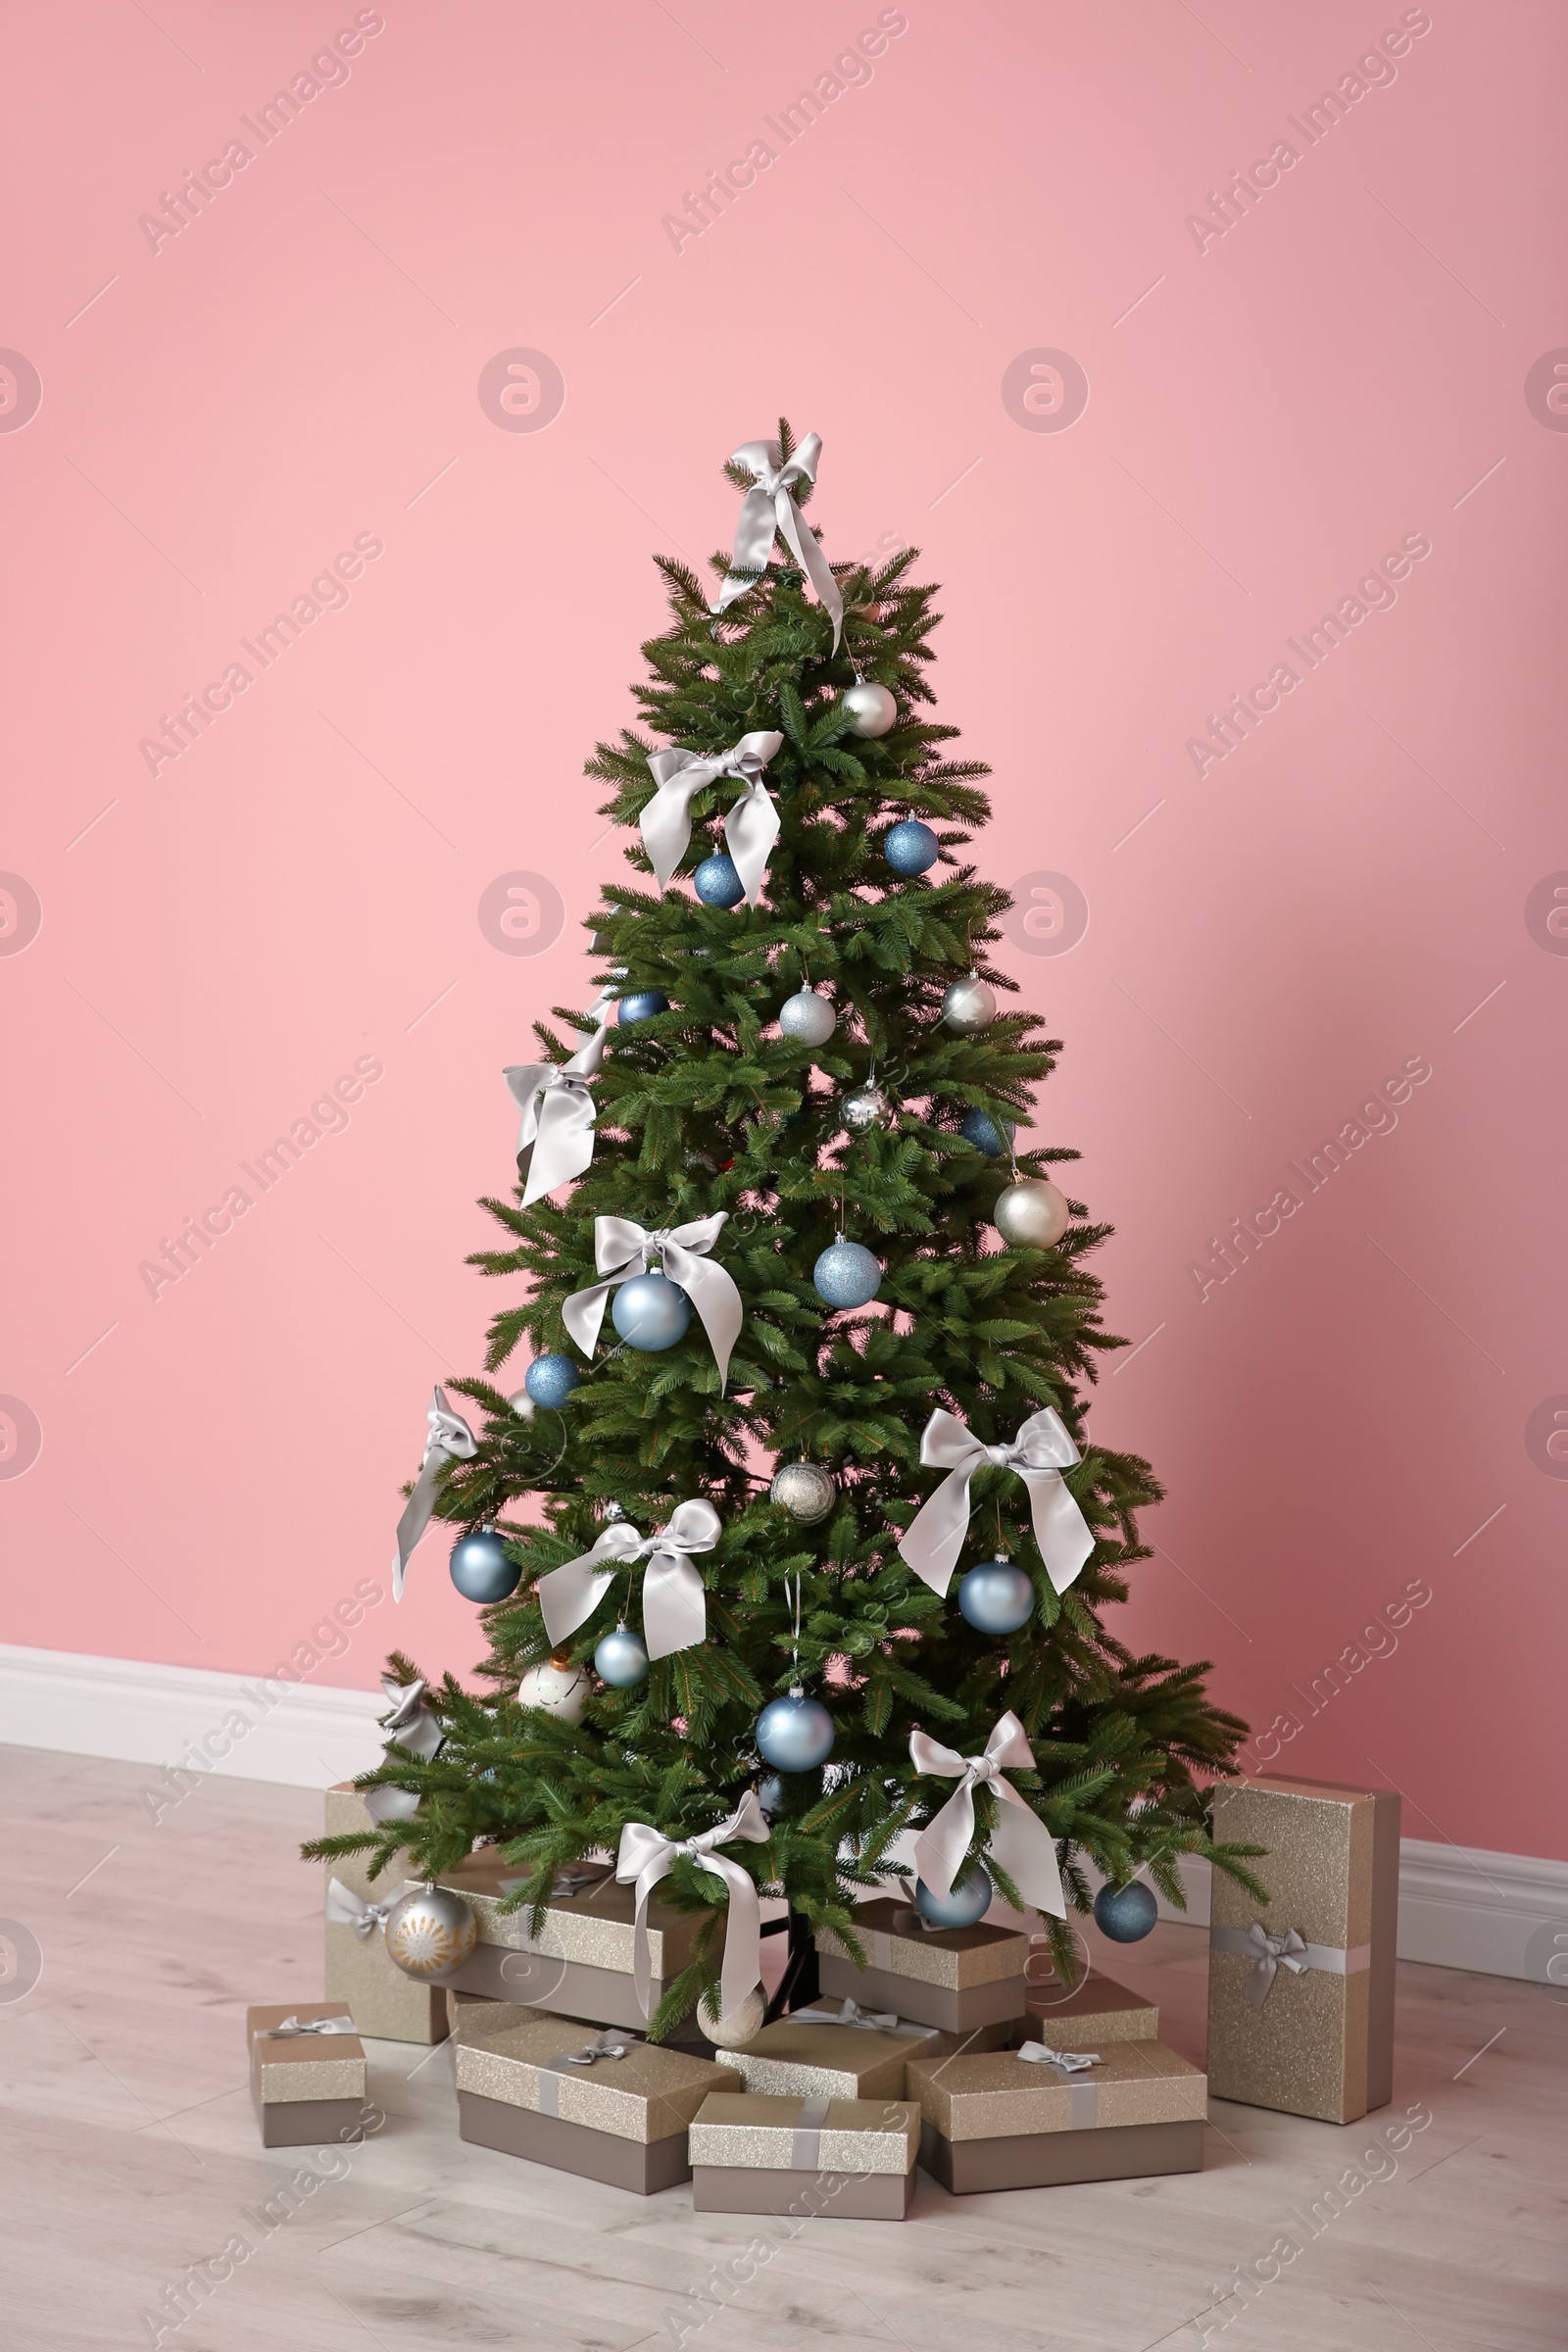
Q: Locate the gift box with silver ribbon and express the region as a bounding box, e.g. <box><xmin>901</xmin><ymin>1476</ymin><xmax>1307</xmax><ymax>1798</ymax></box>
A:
<box><xmin>246</xmin><ymin>2003</ymin><xmax>368</xmax><ymax>2148</ymax></box>
<box><xmin>814</xmin><ymin>1895</ymin><xmax>1032</xmax><ymax>2032</ymax></box>
<box><xmin>688</xmin><ymin>2091</ymin><xmax>921</xmax><ymax>2221</ymax></box>
<box><xmin>905</xmin><ymin>2037</ymin><xmax>1206</xmax><ymax>2194</ymax></box>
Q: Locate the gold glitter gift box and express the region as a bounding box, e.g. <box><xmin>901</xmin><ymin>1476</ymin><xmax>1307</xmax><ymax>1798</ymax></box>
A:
<box><xmin>906</xmin><ymin>2038</ymin><xmax>1206</xmax><ymax>2193</ymax></box>
<box><xmin>246</xmin><ymin>2003</ymin><xmax>368</xmax><ymax>2149</ymax></box>
<box><xmin>451</xmin><ymin>1999</ymin><xmax>740</xmax><ymax>2194</ymax></box>
<box><xmin>689</xmin><ymin>2092</ymin><xmax>922</xmax><ymax>2220</ymax></box>
<box><xmin>321</xmin><ymin>1786</ymin><xmax>448</xmax><ymax>2046</ymax></box>
<box><xmin>725</xmin><ymin>2014</ymin><xmax>939</xmax><ymax>2101</ymax></box>
<box><xmin>435</xmin><ymin>1853</ymin><xmax>708</xmax><ymax>2028</ymax></box>
<box><xmin>813</xmin><ymin>1897</ymin><xmax>1031</xmax><ymax>2032</ymax></box>
<box><xmin>1206</xmin><ymin>1774</ymin><xmax>1400</xmax><ymax>2127</ymax></box>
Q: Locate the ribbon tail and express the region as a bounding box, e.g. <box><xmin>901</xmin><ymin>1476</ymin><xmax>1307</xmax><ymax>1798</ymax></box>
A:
<box><xmin>896</xmin><ymin>1464</ymin><xmax>974</xmax><ymax>1598</ymax></box>
<box><xmin>1244</xmin><ymin>1961</ymin><xmax>1275</xmax><ymax>2012</ymax></box>
<box><xmin>392</xmin><ymin>1449</ymin><xmax>447</xmax><ymax>1602</ymax></box>
<box><xmin>562</xmin><ymin>1277</ymin><xmax>615</xmax><ymax>1361</ymax></box>
<box><xmin>1019</xmin><ymin>1464</ymin><xmax>1096</xmax><ymax>1594</ymax></box>
<box><xmin>724</xmin><ymin>780</ymin><xmax>780</xmax><ymax>908</ymax></box>
<box><xmin>912</xmin><ymin>1783</ymin><xmax>976</xmax><ymax>1902</ymax></box>
<box><xmin>774</xmin><ymin>493</ymin><xmax>843</xmax><ymax>651</ymax></box>
<box><xmin>537</xmin><ymin>1558</ymin><xmax>617</xmax><ymax>1649</ymax></box>
<box><xmin>363</xmin><ymin>1783</ymin><xmax>423</xmax><ymax>1825</ymax></box>
<box><xmin>521</xmin><ymin>1082</ymin><xmax>597</xmax><ymax>1208</ymax></box>
<box><xmin>988</xmin><ymin>1789</ymin><xmax>1067</xmax><ymax>1920</ymax></box>
<box><xmin>712</xmin><ymin>483</ymin><xmax>777</xmax><ymax>615</ymax></box>
<box><xmin>709</xmin><ymin>1856</ymin><xmax>762</xmax><ymax>2020</ymax></box>
<box><xmin>668</xmin><ymin>1250</ymin><xmax>743</xmax><ymax>1392</ymax></box>
<box><xmin>641</xmin><ymin>1552</ymin><xmax>707</xmax><ymax>1661</ymax></box>
<box><xmin>640</xmin><ymin>775</ymin><xmax>703</xmax><ymax>893</ymax></box>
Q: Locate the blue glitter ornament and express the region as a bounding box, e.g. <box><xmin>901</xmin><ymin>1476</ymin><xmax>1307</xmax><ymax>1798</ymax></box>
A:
<box><xmin>618</xmin><ymin>991</ymin><xmax>669</xmax><ymax>1025</ymax></box>
<box><xmin>693</xmin><ymin>854</ymin><xmax>746</xmax><ymax>907</ymax></box>
<box><xmin>961</xmin><ymin>1106</ymin><xmax>1015</xmax><ymax>1156</ymax></box>
<box><xmin>449</xmin><ymin>1528</ymin><xmax>521</xmax><ymax>1604</ymax></box>
<box><xmin>611</xmin><ymin>1271</ymin><xmax>692</xmax><ymax>1351</ymax></box>
<box><xmin>883</xmin><ymin>819</ymin><xmax>940</xmax><ymax>876</ymax></box>
<box><xmin>594</xmin><ymin>1625</ymin><xmax>650</xmax><ymax>1687</ymax></box>
<box><xmin>524</xmin><ymin>1353</ymin><xmax>579</xmax><ymax>1409</ymax></box>
<box><xmin>812</xmin><ymin>1240</ymin><xmax>882</xmax><ymax>1308</ymax></box>
<box><xmin>756</xmin><ymin>1691</ymin><xmax>835</xmax><ymax>1772</ymax></box>
<box><xmin>1093</xmin><ymin>1880</ymin><xmax>1158</xmax><ymax>1943</ymax></box>
<box><xmin>957</xmin><ymin>1558</ymin><xmax>1036</xmax><ymax>1634</ymax></box>
<box><xmin>914</xmin><ymin>1863</ymin><xmax>994</xmax><ymax>1928</ymax></box>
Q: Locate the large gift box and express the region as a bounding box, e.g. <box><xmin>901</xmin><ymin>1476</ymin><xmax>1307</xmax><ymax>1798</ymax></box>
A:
<box><xmin>726</xmin><ymin>2010</ymin><xmax>938</xmax><ymax>2101</ymax></box>
<box><xmin>814</xmin><ymin>1898</ymin><xmax>1029</xmax><ymax>2032</ymax></box>
<box><xmin>1026</xmin><ymin>1970</ymin><xmax>1157</xmax><ymax>2048</ymax></box>
<box><xmin>689</xmin><ymin>2092</ymin><xmax>921</xmax><ymax>2220</ymax></box>
<box><xmin>246</xmin><ymin>2004</ymin><xmax>367</xmax><ymax>2148</ymax></box>
<box><xmin>452</xmin><ymin>2000</ymin><xmax>739</xmax><ymax>2194</ymax></box>
<box><xmin>436</xmin><ymin>1854</ymin><xmax>706</xmax><ymax>2027</ymax></box>
<box><xmin>906</xmin><ymin>2038</ymin><xmax>1206</xmax><ymax>2192</ymax></box>
<box><xmin>1207</xmin><ymin>1774</ymin><xmax>1400</xmax><ymax>2126</ymax></box>
<box><xmin>321</xmin><ymin>1787</ymin><xmax>448</xmax><ymax>2045</ymax></box>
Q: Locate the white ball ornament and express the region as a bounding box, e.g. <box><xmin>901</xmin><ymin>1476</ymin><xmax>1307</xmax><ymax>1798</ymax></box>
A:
<box><xmin>517</xmin><ymin>1653</ymin><xmax>589</xmax><ymax>1724</ymax></box>
<box><xmin>843</xmin><ymin>680</ymin><xmax>898</xmax><ymax>738</ymax></box>
<box><xmin>770</xmin><ymin>1461</ymin><xmax>837</xmax><ymax>1523</ymax></box>
<box><xmin>778</xmin><ymin>987</ymin><xmax>837</xmax><ymax>1048</ymax></box>
<box><xmin>941</xmin><ymin>971</ymin><xmax>998</xmax><ymax>1034</ymax></box>
<box><xmin>700</xmin><ymin>1984</ymin><xmax>767</xmax><ymax>2047</ymax></box>
<box><xmin>993</xmin><ymin>1176</ymin><xmax>1070</xmax><ymax>1249</ymax></box>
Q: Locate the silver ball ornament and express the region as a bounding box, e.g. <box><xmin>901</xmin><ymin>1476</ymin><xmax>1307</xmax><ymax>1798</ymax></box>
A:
<box><xmin>384</xmin><ymin>1885</ymin><xmax>479</xmax><ymax>1982</ymax></box>
<box><xmin>841</xmin><ymin>1082</ymin><xmax>892</xmax><ymax>1133</ymax></box>
<box><xmin>812</xmin><ymin>1240</ymin><xmax>882</xmax><ymax>1308</ymax></box>
<box><xmin>769</xmin><ymin>1461</ymin><xmax>837</xmax><ymax>1523</ymax></box>
<box><xmin>956</xmin><ymin>1557</ymin><xmax>1036</xmax><ymax>1634</ymax></box>
<box><xmin>914</xmin><ymin>1863</ymin><xmax>994</xmax><ymax>1929</ymax></box>
<box><xmin>507</xmin><ymin>1389</ymin><xmax>536</xmax><ymax>1419</ymax></box>
<box><xmin>843</xmin><ymin>680</ymin><xmax>897</xmax><ymax>737</ymax></box>
<box><xmin>700</xmin><ymin>1984</ymin><xmax>767</xmax><ymax>2047</ymax></box>
<box><xmin>1093</xmin><ymin>1880</ymin><xmax>1159</xmax><ymax>1943</ymax></box>
<box><xmin>778</xmin><ymin>987</ymin><xmax>837</xmax><ymax>1048</ymax></box>
<box><xmin>449</xmin><ymin>1528</ymin><xmax>521</xmax><ymax>1604</ymax></box>
<box><xmin>517</xmin><ymin>1655</ymin><xmax>589</xmax><ymax>1723</ymax></box>
<box><xmin>756</xmin><ymin>1690</ymin><xmax>835</xmax><ymax>1772</ymax></box>
<box><xmin>941</xmin><ymin>972</ymin><xmax>998</xmax><ymax>1034</ymax></box>
<box><xmin>594</xmin><ymin>1625</ymin><xmax>650</xmax><ymax>1688</ymax></box>
<box><xmin>993</xmin><ymin>1176</ymin><xmax>1070</xmax><ymax>1249</ymax></box>
<box><xmin>612</xmin><ymin>1270</ymin><xmax>692</xmax><ymax>1351</ymax></box>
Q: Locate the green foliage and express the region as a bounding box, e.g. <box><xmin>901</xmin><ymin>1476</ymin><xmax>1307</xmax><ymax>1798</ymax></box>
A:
<box><xmin>308</xmin><ymin>426</ymin><xmax>1252</xmax><ymax>2028</ymax></box>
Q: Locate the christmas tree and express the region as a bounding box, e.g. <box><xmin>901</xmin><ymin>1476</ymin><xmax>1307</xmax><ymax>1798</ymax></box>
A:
<box><xmin>309</xmin><ymin>422</ymin><xmax>1259</xmax><ymax>2035</ymax></box>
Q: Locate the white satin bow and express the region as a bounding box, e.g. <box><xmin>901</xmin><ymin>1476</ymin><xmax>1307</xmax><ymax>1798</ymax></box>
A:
<box><xmin>325</xmin><ymin>1878</ymin><xmax>413</xmax><ymax>1938</ymax></box>
<box><xmin>562</xmin><ymin>1212</ymin><xmax>742</xmax><ymax>1391</ymax></box>
<box><xmin>364</xmin><ymin>1674</ymin><xmax>444</xmax><ymax>1824</ymax></box>
<box><xmin>908</xmin><ymin>1710</ymin><xmax>1066</xmax><ymax>1919</ymax></box>
<box><xmin>505</xmin><ymin>1012</ymin><xmax>610</xmax><ymax>1208</ymax></box>
<box><xmin>711</xmin><ymin>434</ymin><xmax>844</xmax><ymax>651</ymax></box>
<box><xmin>261</xmin><ymin>2013</ymin><xmax>358</xmax><ymax>2038</ymax></box>
<box><xmin>792</xmin><ymin>1997</ymin><xmax>906</xmax><ymax>2034</ymax></box>
<box><xmin>897</xmin><ymin>1406</ymin><xmax>1094</xmax><ymax>1598</ymax></box>
<box><xmin>1018</xmin><ymin>2044</ymin><xmax>1102</xmax><ymax>2074</ymax></box>
<box><xmin>1236</xmin><ymin>1922</ymin><xmax>1309</xmax><ymax>2010</ymax></box>
<box><xmin>392</xmin><ymin>1387</ymin><xmax>477</xmax><ymax>1600</ymax></box>
<box><xmin>641</xmin><ymin>730</ymin><xmax>785</xmax><ymax>905</ymax></box>
<box><xmin>615</xmin><ymin>1788</ymin><xmax>771</xmax><ymax>2023</ymax></box>
<box><xmin>537</xmin><ymin>1497</ymin><xmax>721</xmax><ymax>1659</ymax></box>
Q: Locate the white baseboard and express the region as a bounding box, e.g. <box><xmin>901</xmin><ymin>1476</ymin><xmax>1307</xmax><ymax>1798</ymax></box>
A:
<box><xmin>4</xmin><ymin>1644</ymin><xmax>1567</xmax><ymax>1985</ymax></box>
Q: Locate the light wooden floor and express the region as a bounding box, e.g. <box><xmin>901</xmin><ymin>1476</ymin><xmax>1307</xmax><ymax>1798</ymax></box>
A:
<box><xmin>2</xmin><ymin>1744</ymin><xmax>1562</xmax><ymax>2352</ymax></box>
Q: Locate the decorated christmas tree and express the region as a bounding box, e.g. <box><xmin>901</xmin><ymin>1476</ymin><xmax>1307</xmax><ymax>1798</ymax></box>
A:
<box><xmin>309</xmin><ymin>421</ymin><xmax>1258</xmax><ymax>2038</ymax></box>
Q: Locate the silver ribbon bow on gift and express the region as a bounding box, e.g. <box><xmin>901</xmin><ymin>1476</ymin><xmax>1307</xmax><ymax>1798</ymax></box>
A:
<box><xmin>563</xmin><ymin>1212</ymin><xmax>743</xmax><ymax>1391</ymax></box>
<box><xmin>262</xmin><ymin>2013</ymin><xmax>358</xmax><ymax>2038</ymax></box>
<box><xmin>897</xmin><ymin>1406</ymin><xmax>1095</xmax><ymax>1599</ymax></box>
<box><xmin>536</xmin><ymin>2027</ymin><xmax>643</xmax><ymax>2116</ymax></box>
<box><xmin>363</xmin><ymin>1674</ymin><xmax>445</xmax><ymax>1824</ymax></box>
<box><xmin>1019</xmin><ymin>2042</ymin><xmax>1102</xmax><ymax>2127</ymax></box>
<box><xmin>615</xmin><ymin>1788</ymin><xmax>771</xmax><ymax>2024</ymax></box>
<box><xmin>909</xmin><ymin>1710</ymin><xmax>1066</xmax><ymax>1920</ymax></box>
<box><xmin>538</xmin><ymin>1497</ymin><xmax>721</xmax><ymax>1659</ymax></box>
<box><xmin>324</xmin><ymin>1878</ymin><xmax>413</xmax><ymax>1939</ymax></box>
<box><xmin>792</xmin><ymin>1996</ymin><xmax>906</xmax><ymax>2034</ymax></box>
<box><xmin>1227</xmin><ymin>1922</ymin><xmax>1311</xmax><ymax>2011</ymax></box>
<box><xmin>711</xmin><ymin>434</ymin><xmax>843</xmax><ymax>651</ymax></box>
<box><xmin>505</xmin><ymin>1011</ymin><xmax>611</xmax><ymax>1209</ymax></box>
<box><xmin>392</xmin><ymin>1387</ymin><xmax>477</xmax><ymax>1601</ymax></box>
<box><xmin>642</xmin><ymin>731</ymin><xmax>785</xmax><ymax>906</ymax></box>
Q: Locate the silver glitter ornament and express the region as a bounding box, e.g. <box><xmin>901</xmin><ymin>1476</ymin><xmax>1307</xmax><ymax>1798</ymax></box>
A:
<box><xmin>384</xmin><ymin>1885</ymin><xmax>479</xmax><ymax>1982</ymax></box>
<box><xmin>843</xmin><ymin>680</ymin><xmax>897</xmax><ymax>738</ymax></box>
<box><xmin>993</xmin><ymin>1176</ymin><xmax>1070</xmax><ymax>1249</ymax></box>
<box><xmin>941</xmin><ymin>971</ymin><xmax>998</xmax><ymax>1034</ymax></box>
<box><xmin>841</xmin><ymin>1081</ymin><xmax>892</xmax><ymax>1133</ymax></box>
<box><xmin>778</xmin><ymin>987</ymin><xmax>837</xmax><ymax>1047</ymax></box>
<box><xmin>770</xmin><ymin>1461</ymin><xmax>837</xmax><ymax>1523</ymax></box>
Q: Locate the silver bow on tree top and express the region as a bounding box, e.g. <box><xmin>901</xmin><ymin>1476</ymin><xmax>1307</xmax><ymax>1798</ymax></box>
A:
<box><xmin>505</xmin><ymin>1010</ymin><xmax>611</xmax><ymax>1209</ymax></box>
<box><xmin>642</xmin><ymin>731</ymin><xmax>785</xmax><ymax>905</ymax></box>
<box><xmin>261</xmin><ymin>2013</ymin><xmax>358</xmax><ymax>2038</ymax></box>
<box><xmin>392</xmin><ymin>1387</ymin><xmax>477</xmax><ymax>1601</ymax></box>
<box><xmin>364</xmin><ymin>1674</ymin><xmax>445</xmax><ymax>1824</ymax></box>
<box><xmin>324</xmin><ymin>1879</ymin><xmax>413</xmax><ymax>1938</ymax></box>
<box><xmin>563</xmin><ymin>1212</ymin><xmax>743</xmax><ymax>1391</ymax></box>
<box><xmin>615</xmin><ymin>1788</ymin><xmax>771</xmax><ymax>2023</ymax></box>
<box><xmin>711</xmin><ymin>435</ymin><xmax>843</xmax><ymax>651</ymax></box>
<box><xmin>538</xmin><ymin>1497</ymin><xmax>722</xmax><ymax>1659</ymax></box>
<box><xmin>908</xmin><ymin>1709</ymin><xmax>1066</xmax><ymax>1919</ymax></box>
<box><xmin>897</xmin><ymin>1406</ymin><xmax>1095</xmax><ymax>1599</ymax></box>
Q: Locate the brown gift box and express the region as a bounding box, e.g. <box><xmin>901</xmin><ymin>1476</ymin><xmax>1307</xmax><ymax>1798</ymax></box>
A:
<box><xmin>246</xmin><ymin>2004</ymin><xmax>367</xmax><ymax>2149</ymax></box>
<box><xmin>452</xmin><ymin>2002</ymin><xmax>739</xmax><ymax>2195</ymax></box>
<box><xmin>1207</xmin><ymin>1775</ymin><xmax>1400</xmax><ymax>2127</ymax></box>
<box><xmin>689</xmin><ymin>2092</ymin><xmax>920</xmax><ymax>2221</ymax></box>
<box><xmin>814</xmin><ymin>1898</ymin><xmax>1029</xmax><ymax>2033</ymax></box>
<box><xmin>437</xmin><ymin>1855</ymin><xmax>707</xmax><ymax>2030</ymax></box>
<box><xmin>320</xmin><ymin>1787</ymin><xmax>448</xmax><ymax>2046</ymax></box>
<box><xmin>1026</xmin><ymin>1971</ymin><xmax>1158</xmax><ymax>2047</ymax></box>
<box><xmin>726</xmin><ymin>2015</ymin><xmax>938</xmax><ymax>2101</ymax></box>
<box><xmin>906</xmin><ymin>2038</ymin><xmax>1206</xmax><ymax>2193</ymax></box>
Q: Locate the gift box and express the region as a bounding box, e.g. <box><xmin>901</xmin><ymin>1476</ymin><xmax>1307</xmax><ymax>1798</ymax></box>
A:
<box><xmin>689</xmin><ymin>2092</ymin><xmax>921</xmax><ymax>2219</ymax></box>
<box><xmin>246</xmin><ymin>2004</ymin><xmax>367</xmax><ymax>2148</ymax></box>
<box><xmin>452</xmin><ymin>2001</ymin><xmax>740</xmax><ymax>2194</ymax></box>
<box><xmin>436</xmin><ymin>1854</ymin><xmax>708</xmax><ymax>2028</ymax></box>
<box><xmin>814</xmin><ymin>1898</ymin><xmax>1030</xmax><ymax>2033</ymax></box>
<box><xmin>726</xmin><ymin>2012</ymin><xmax>938</xmax><ymax>2101</ymax></box>
<box><xmin>906</xmin><ymin>2038</ymin><xmax>1205</xmax><ymax>2192</ymax></box>
<box><xmin>1207</xmin><ymin>1774</ymin><xmax>1400</xmax><ymax>2127</ymax></box>
<box><xmin>1025</xmin><ymin>1970</ymin><xmax>1158</xmax><ymax>2047</ymax></box>
<box><xmin>320</xmin><ymin>1787</ymin><xmax>448</xmax><ymax>2046</ymax></box>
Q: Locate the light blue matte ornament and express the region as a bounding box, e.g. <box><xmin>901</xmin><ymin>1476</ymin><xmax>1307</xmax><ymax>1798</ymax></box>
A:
<box><xmin>448</xmin><ymin>1529</ymin><xmax>521</xmax><ymax>1604</ymax></box>
<box><xmin>884</xmin><ymin>819</ymin><xmax>940</xmax><ymax>875</ymax></box>
<box><xmin>617</xmin><ymin>991</ymin><xmax>669</xmax><ymax>1025</ymax></box>
<box><xmin>756</xmin><ymin>1690</ymin><xmax>835</xmax><ymax>1772</ymax></box>
<box><xmin>758</xmin><ymin>1774</ymin><xmax>788</xmax><ymax>1820</ymax></box>
<box><xmin>594</xmin><ymin>1625</ymin><xmax>650</xmax><ymax>1688</ymax></box>
<box><xmin>611</xmin><ymin>1271</ymin><xmax>692</xmax><ymax>1351</ymax></box>
<box><xmin>961</xmin><ymin>1107</ymin><xmax>1015</xmax><ymax>1156</ymax></box>
<box><xmin>694</xmin><ymin>854</ymin><xmax>746</xmax><ymax>907</ymax></box>
<box><xmin>1093</xmin><ymin>1880</ymin><xmax>1158</xmax><ymax>1942</ymax></box>
<box><xmin>524</xmin><ymin>1354</ymin><xmax>579</xmax><ymax>1408</ymax></box>
<box><xmin>914</xmin><ymin>1862</ymin><xmax>994</xmax><ymax>1928</ymax></box>
<box><xmin>956</xmin><ymin>1558</ymin><xmax>1036</xmax><ymax>1634</ymax></box>
<box><xmin>812</xmin><ymin>1241</ymin><xmax>882</xmax><ymax>1308</ymax></box>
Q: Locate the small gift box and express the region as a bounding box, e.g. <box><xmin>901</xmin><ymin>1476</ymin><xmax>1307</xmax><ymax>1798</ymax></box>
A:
<box><xmin>906</xmin><ymin>2038</ymin><xmax>1206</xmax><ymax>2192</ymax></box>
<box><xmin>814</xmin><ymin>1897</ymin><xmax>1030</xmax><ymax>2033</ymax></box>
<box><xmin>436</xmin><ymin>1855</ymin><xmax>705</xmax><ymax>2028</ymax></box>
<box><xmin>320</xmin><ymin>1788</ymin><xmax>448</xmax><ymax>2046</ymax></box>
<box><xmin>246</xmin><ymin>2004</ymin><xmax>367</xmax><ymax>2148</ymax></box>
<box><xmin>726</xmin><ymin>2007</ymin><xmax>938</xmax><ymax>2101</ymax></box>
<box><xmin>452</xmin><ymin>2002</ymin><xmax>740</xmax><ymax>2194</ymax></box>
<box><xmin>1207</xmin><ymin>1774</ymin><xmax>1400</xmax><ymax>2126</ymax></box>
<box><xmin>1026</xmin><ymin>1969</ymin><xmax>1158</xmax><ymax>2047</ymax></box>
<box><xmin>689</xmin><ymin>2092</ymin><xmax>921</xmax><ymax>2220</ymax></box>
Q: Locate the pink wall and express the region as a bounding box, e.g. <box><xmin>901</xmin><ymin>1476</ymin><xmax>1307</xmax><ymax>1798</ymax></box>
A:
<box><xmin>3</xmin><ymin>2</ymin><xmax>1563</xmax><ymax>1858</ymax></box>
